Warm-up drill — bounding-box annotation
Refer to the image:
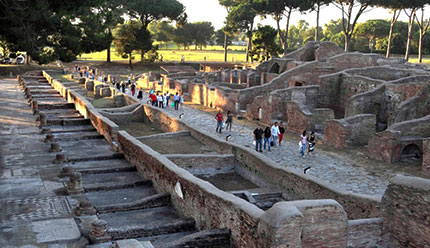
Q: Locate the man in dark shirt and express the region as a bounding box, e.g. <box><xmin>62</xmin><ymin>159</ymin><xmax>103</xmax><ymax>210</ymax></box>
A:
<box><xmin>253</xmin><ymin>127</ymin><xmax>263</xmax><ymax>152</ymax></box>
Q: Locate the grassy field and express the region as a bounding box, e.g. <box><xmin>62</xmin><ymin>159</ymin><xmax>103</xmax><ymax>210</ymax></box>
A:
<box><xmin>78</xmin><ymin>45</ymin><xmax>248</xmax><ymax>63</ymax></box>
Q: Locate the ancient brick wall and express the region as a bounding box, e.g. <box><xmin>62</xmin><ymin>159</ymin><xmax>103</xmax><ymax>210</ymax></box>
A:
<box><xmin>347</xmin><ymin>218</ymin><xmax>383</xmax><ymax>248</ymax></box>
<box><xmin>423</xmin><ymin>139</ymin><xmax>430</xmax><ymax>176</ymax></box>
<box><xmin>381</xmin><ymin>175</ymin><xmax>430</xmax><ymax>247</ymax></box>
<box><xmin>324</xmin><ymin>114</ymin><xmax>376</xmax><ymax>149</ymax></box>
<box><xmin>286</xmin><ymin>101</ymin><xmax>315</xmax><ymax>133</ymax></box>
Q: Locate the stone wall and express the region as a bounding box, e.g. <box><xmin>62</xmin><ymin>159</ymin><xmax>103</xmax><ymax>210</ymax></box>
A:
<box><xmin>286</xmin><ymin>101</ymin><xmax>315</xmax><ymax>133</ymax></box>
<box><xmin>165</xmin><ymin>154</ymin><xmax>236</xmax><ymax>176</ymax></box>
<box><xmin>423</xmin><ymin>139</ymin><xmax>430</xmax><ymax>177</ymax></box>
<box><xmin>347</xmin><ymin>218</ymin><xmax>383</xmax><ymax>248</ymax></box>
<box><xmin>392</xmin><ymin>86</ymin><xmax>430</xmax><ymax>125</ymax></box>
<box><xmin>381</xmin><ymin>175</ymin><xmax>430</xmax><ymax>247</ymax></box>
<box><xmin>324</xmin><ymin>114</ymin><xmax>376</xmax><ymax>149</ymax></box>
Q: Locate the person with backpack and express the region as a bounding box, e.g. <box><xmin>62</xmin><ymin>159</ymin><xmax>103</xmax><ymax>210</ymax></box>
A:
<box><xmin>137</xmin><ymin>89</ymin><xmax>143</xmax><ymax>101</ymax></box>
<box><xmin>173</xmin><ymin>92</ymin><xmax>180</xmax><ymax>110</ymax></box>
<box><xmin>130</xmin><ymin>82</ymin><xmax>136</xmax><ymax>96</ymax></box>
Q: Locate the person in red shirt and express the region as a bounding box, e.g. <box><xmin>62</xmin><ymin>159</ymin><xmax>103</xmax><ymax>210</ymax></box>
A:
<box><xmin>151</xmin><ymin>94</ymin><xmax>157</xmax><ymax>106</ymax></box>
<box><xmin>215</xmin><ymin>110</ymin><xmax>224</xmax><ymax>133</ymax></box>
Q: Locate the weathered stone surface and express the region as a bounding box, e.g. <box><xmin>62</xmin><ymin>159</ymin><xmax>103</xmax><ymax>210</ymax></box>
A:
<box><xmin>32</xmin><ymin>218</ymin><xmax>81</xmax><ymax>243</ymax></box>
<box><xmin>381</xmin><ymin>175</ymin><xmax>430</xmax><ymax>248</ymax></box>
<box><xmin>424</xmin><ymin>138</ymin><xmax>430</xmax><ymax>176</ymax></box>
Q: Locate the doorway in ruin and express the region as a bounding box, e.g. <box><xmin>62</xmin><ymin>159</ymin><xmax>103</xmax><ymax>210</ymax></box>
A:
<box><xmin>400</xmin><ymin>144</ymin><xmax>422</xmax><ymax>162</ymax></box>
<box><xmin>269</xmin><ymin>63</ymin><xmax>280</xmax><ymax>74</ymax></box>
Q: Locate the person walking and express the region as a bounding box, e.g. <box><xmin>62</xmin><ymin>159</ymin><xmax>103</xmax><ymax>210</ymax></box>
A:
<box><xmin>173</xmin><ymin>92</ymin><xmax>180</xmax><ymax>110</ymax></box>
<box><xmin>300</xmin><ymin>130</ymin><xmax>307</xmax><ymax>157</ymax></box>
<box><xmin>307</xmin><ymin>131</ymin><xmax>316</xmax><ymax>157</ymax></box>
<box><xmin>165</xmin><ymin>92</ymin><xmax>170</xmax><ymax>107</ymax></box>
<box><xmin>225</xmin><ymin>111</ymin><xmax>233</xmax><ymax>131</ymax></box>
<box><xmin>116</xmin><ymin>82</ymin><xmax>121</xmax><ymax>91</ymax></box>
<box><xmin>137</xmin><ymin>89</ymin><xmax>143</xmax><ymax>101</ymax></box>
<box><xmin>253</xmin><ymin>127</ymin><xmax>263</xmax><ymax>152</ymax></box>
<box><xmin>131</xmin><ymin>82</ymin><xmax>136</xmax><ymax>96</ymax></box>
<box><xmin>279</xmin><ymin>122</ymin><xmax>285</xmax><ymax>146</ymax></box>
<box><xmin>151</xmin><ymin>93</ymin><xmax>157</xmax><ymax>106</ymax></box>
<box><xmin>263</xmin><ymin>127</ymin><xmax>271</xmax><ymax>152</ymax></box>
<box><xmin>271</xmin><ymin>122</ymin><xmax>280</xmax><ymax>148</ymax></box>
<box><xmin>179</xmin><ymin>94</ymin><xmax>184</xmax><ymax>109</ymax></box>
<box><xmin>121</xmin><ymin>82</ymin><xmax>126</xmax><ymax>93</ymax></box>
<box><xmin>215</xmin><ymin>110</ymin><xmax>224</xmax><ymax>133</ymax></box>
<box><xmin>157</xmin><ymin>93</ymin><xmax>163</xmax><ymax>108</ymax></box>
<box><xmin>162</xmin><ymin>93</ymin><xmax>167</xmax><ymax>108</ymax></box>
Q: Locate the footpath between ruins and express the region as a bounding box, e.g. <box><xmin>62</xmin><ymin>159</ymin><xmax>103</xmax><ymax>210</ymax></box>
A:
<box><xmin>122</xmin><ymin>90</ymin><xmax>422</xmax><ymax>197</ymax></box>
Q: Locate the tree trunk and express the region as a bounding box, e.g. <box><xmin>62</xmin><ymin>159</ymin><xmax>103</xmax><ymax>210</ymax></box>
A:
<box><xmin>419</xmin><ymin>30</ymin><xmax>423</xmax><ymax>63</ymax></box>
<box><xmin>141</xmin><ymin>50</ymin><xmax>144</xmax><ymax>62</ymax></box>
<box><xmin>107</xmin><ymin>45</ymin><xmax>111</xmax><ymax>63</ymax></box>
<box><xmin>386</xmin><ymin>10</ymin><xmax>400</xmax><ymax>58</ymax></box>
<box><xmin>246</xmin><ymin>21</ymin><xmax>254</xmax><ymax>63</ymax></box>
<box><xmin>275</xmin><ymin>16</ymin><xmax>286</xmax><ymax>52</ymax></box>
<box><xmin>128</xmin><ymin>53</ymin><xmax>132</xmax><ymax>66</ymax></box>
<box><xmin>283</xmin><ymin>8</ymin><xmax>292</xmax><ymax>55</ymax></box>
<box><xmin>25</xmin><ymin>54</ymin><xmax>30</xmax><ymax>65</ymax></box>
<box><xmin>224</xmin><ymin>32</ymin><xmax>228</xmax><ymax>62</ymax></box>
<box><xmin>315</xmin><ymin>3</ymin><xmax>320</xmax><ymax>41</ymax></box>
<box><xmin>344</xmin><ymin>34</ymin><xmax>351</xmax><ymax>52</ymax></box>
<box><xmin>404</xmin><ymin>9</ymin><xmax>416</xmax><ymax>61</ymax></box>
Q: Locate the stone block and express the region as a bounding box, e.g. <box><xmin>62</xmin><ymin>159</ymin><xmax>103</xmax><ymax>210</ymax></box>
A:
<box><xmin>32</xmin><ymin>218</ymin><xmax>81</xmax><ymax>243</ymax></box>
<box><xmin>423</xmin><ymin>138</ymin><xmax>430</xmax><ymax>176</ymax></box>
<box><xmin>85</xmin><ymin>80</ymin><xmax>94</xmax><ymax>91</ymax></box>
<box><xmin>115</xmin><ymin>239</ymin><xmax>153</xmax><ymax>248</ymax></box>
<box><xmin>100</xmin><ymin>87</ymin><xmax>111</xmax><ymax>98</ymax></box>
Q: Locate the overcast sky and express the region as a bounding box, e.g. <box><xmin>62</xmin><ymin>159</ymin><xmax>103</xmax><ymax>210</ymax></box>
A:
<box><xmin>178</xmin><ymin>0</ymin><xmax>413</xmax><ymax>30</ymax></box>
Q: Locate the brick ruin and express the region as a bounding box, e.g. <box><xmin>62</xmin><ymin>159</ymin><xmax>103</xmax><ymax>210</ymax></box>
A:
<box><xmin>13</xmin><ymin>69</ymin><xmax>430</xmax><ymax>247</ymax></box>
<box><xmin>138</xmin><ymin>41</ymin><xmax>430</xmax><ymax>171</ymax></box>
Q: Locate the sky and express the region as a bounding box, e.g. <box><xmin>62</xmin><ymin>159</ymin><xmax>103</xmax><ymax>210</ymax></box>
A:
<box><xmin>178</xmin><ymin>0</ymin><xmax>412</xmax><ymax>30</ymax></box>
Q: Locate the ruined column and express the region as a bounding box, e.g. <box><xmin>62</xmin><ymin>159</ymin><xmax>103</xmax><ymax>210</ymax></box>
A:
<box><xmin>44</xmin><ymin>134</ymin><xmax>55</xmax><ymax>143</ymax></box>
<box><xmin>58</xmin><ymin>165</ymin><xmax>74</xmax><ymax>178</ymax></box>
<box><xmin>31</xmin><ymin>100</ymin><xmax>39</xmax><ymax>114</ymax></box>
<box><xmin>39</xmin><ymin>113</ymin><xmax>47</xmax><ymax>127</ymax></box>
<box><xmin>67</xmin><ymin>171</ymin><xmax>84</xmax><ymax>194</ymax></box>
<box><xmin>53</xmin><ymin>153</ymin><xmax>67</xmax><ymax>164</ymax></box>
<box><xmin>89</xmin><ymin>219</ymin><xmax>111</xmax><ymax>244</ymax></box>
<box><xmin>49</xmin><ymin>142</ymin><xmax>62</xmax><ymax>153</ymax></box>
<box><xmin>74</xmin><ymin>199</ymin><xmax>96</xmax><ymax>216</ymax></box>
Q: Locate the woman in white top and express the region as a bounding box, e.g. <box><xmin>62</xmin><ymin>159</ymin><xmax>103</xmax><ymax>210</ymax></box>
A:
<box><xmin>300</xmin><ymin>130</ymin><xmax>307</xmax><ymax>157</ymax></box>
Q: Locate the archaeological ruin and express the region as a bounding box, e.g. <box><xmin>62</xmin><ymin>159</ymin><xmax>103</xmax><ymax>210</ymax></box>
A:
<box><xmin>1</xmin><ymin>41</ymin><xmax>429</xmax><ymax>248</ymax></box>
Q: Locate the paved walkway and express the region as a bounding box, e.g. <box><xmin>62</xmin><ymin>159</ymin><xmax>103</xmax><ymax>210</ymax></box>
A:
<box><xmin>121</xmin><ymin>90</ymin><xmax>414</xmax><ymax>197</ymax></box>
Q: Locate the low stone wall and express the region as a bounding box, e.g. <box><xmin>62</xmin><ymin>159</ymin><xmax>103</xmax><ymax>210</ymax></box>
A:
<box><xmin>99</xmin><ymin>104</ymin><xmax>145</xmax><ymax>124</ymax></box>
<box><xmin>424</xmin><ymin>139</ymin><xmax>430</xmax><ymax>176</ymax></box>
<box><xmin>324</xmin><ymin>114</ymin><xmax>376</xmax><ymax>149</ymax></box>
<box><xmin>232</xmin><ymin>145</ymin><xmax>381</xmax><ymax>219</ymax></box>
<box><xmin>347</xmin><ymin>218</ymin><xmax>383</xmax><ymax>248</ymax></box>
<box><xmin>381</xmin><ymin>175</ymin><xmax>430</xmax><ymax>247</ymax></box>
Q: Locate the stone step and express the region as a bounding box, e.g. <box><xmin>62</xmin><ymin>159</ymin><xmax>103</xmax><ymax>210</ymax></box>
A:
<box><xmin>82</xmin><ymin>171</ymin><xmax>151</xmax><ymax>192</ymax></box>
<box><xmin>137</xmin><ymin>231</ymin><xmax>196</xmax><ymax>246</ymax></box>
<box><xmin>37</xmin><ymin>103</ymin><xmax>75</xmax><ymax>111</ymax></box>
<box><xmin>94</xmin><ymin>193</ymin><xmax>171</xmax><ymax>214</ymax></box>
<box><xmin>69</xmin><ymin>153</ymin><xmax>125</xmax><ymax>163</ymax></box>
<box><xmin>45</xmin><ymin>118</ymin><xmax>90</xmax><ymax>126</ymax></box>
<box><xmin>71</xmin><ymin>160</ymin><xmax>135</xmax><ymax>174</ymax></box>
<box><xmin>51</xmin><ymin>131</ymin><xmax>104</xmax><ymax>141</ymax></box>
<box><xmin>43</xmin><ymin>125</ymin><xmax>97</xmax><ymax>133</ymax></box>
<box><xmin>100</xmin><ymin>207</ymin><xmax>196</xmax><ymax>240</ymax></box>
<box><xmin>157</xmin><ymin>229</ymin><xmax>231</xmax><ymax>248</ymax></box>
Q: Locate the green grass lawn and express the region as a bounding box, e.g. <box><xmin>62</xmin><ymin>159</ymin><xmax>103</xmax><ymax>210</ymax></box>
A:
<box><xmin>78</xmin><ymin>45</ymin><xmax>247</xmax><ymax>63</ymax></box>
